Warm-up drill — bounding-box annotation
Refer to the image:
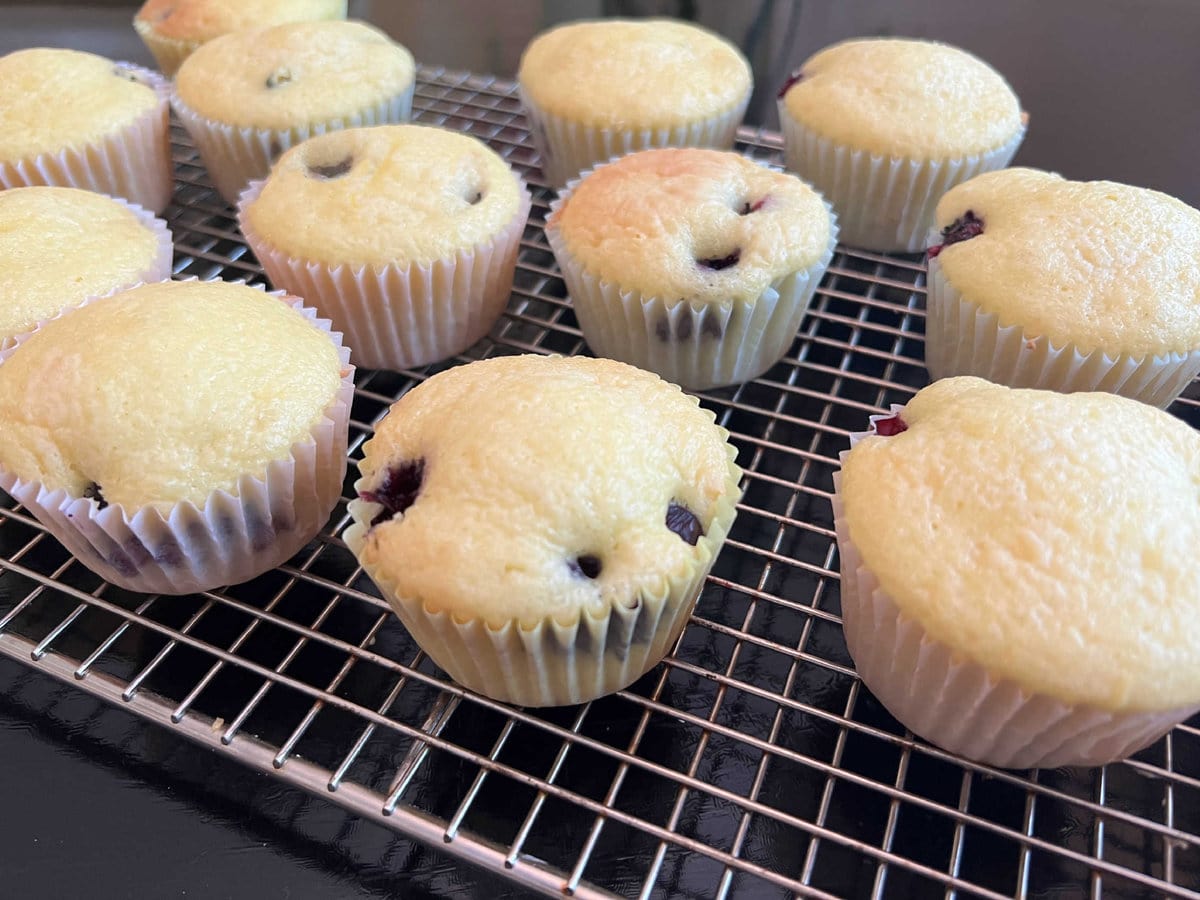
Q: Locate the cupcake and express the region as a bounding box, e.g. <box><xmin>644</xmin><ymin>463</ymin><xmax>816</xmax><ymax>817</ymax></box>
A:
<box><xmin>925</xmin><ymin>168</ymin><xmax>1200</xmax><ymax>408</ymax></box>
<box><xmin>134</xmin><ymin>0</ymin><xmax>348</xmax><ymax>77</ymax></box>
<box><xmin>0</xmin><ymin>186</ymin><xmax>173</xmax><ymax>351</ymax></box>
<box><xmin>0</xmin><ymin>280</ymin><xmax>353</xmax><ymax>595</ymax></box>
<box><xmin>547</xmin><ymin>148</ymin><xmax>836</xmax><ymax>391</ymax></box>
<box><xmin>172</xmin><ymin>20</ymin><xmax>415</xmax><ymax>204</ymax></box>
<box><xmin>344</xmin><ymin>354</ymin><xmax>743</xmax><ymax>707</ymax></box>
<box><xmin>834</xmin><ymin>377</ymin><xmax>1200</xmax><ymax>769</ymax></box>
<box><xmin>517</xmin><ymin>18</ymin><xmax>752</xmax><ymax>187</ymax></box>
<box><xmin>778</xmin><ymin>38</ymin><xmax>1024</xmax><ymax>252</ymax></box>
<box><xmin>0</xmin><ymin>48</ymin><xmax>172</xmax><ymax>214</ymax></box>
<box><xmin>238</xmin><ymin>124</ymin><xmax>531</xmax><ymax>371</ymax></box>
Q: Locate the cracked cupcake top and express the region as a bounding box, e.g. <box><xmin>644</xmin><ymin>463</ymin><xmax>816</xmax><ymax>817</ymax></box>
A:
<box><xmin>347</xmin><ymin>355</ymin><xmax>742</xmax><ymax>627</ymax></box>
<box><xmin>174</xmin><ymin>20</ymin><xmax>413</xmax><ymax>130</ymax></box>
<box><xmin>136</xmin><ymin>0</ymin><xmax>346</xmax><ymax>44</ymax></box>
<box><xmin>932</xmin><ymin>168</ymin><xmax>1200</xmax><ymax>355</ymax></box>
<box><xmin>241</xmin><ymin>124</ymin><xmax>524</xmax><ymax>266</ymax></box>
<box><xmin>780</xmin><ymin>38</ymin><xmax>1021</xmax><ymax>160</ymax></box>
<box><xmin>840</xmin><ymin>377</ymin><xmax>1200</xmax><ymax>712</ymax></box>
<box><xmin>549</xmin><ymin>148</ymin><xmax>833</xmax><ymax>304</ymax></box>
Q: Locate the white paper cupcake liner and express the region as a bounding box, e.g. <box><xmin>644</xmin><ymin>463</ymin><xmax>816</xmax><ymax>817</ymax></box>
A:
<box><xmin>546</xmin><ymin>164</ymin><xmax>837</xmax><ymax>391</ymax></box>
<box><xmin>778</xmin><ymin>106</ymin><xmax>1025</xmax><ymax>253</ymax></box>
<box><xmin>238</xmin><ymin>176</ymin><xmax>532</xmax><ymax>371</ymax></box>
<box><xmin>134</xmin><ymin>18</ymin><xmax>199</xmax><ymax>78</ymax></box>
<box><xmin>0</xmin><ymin>195</ymin><xmax>174</xmax><ymax>353</ymax></box>
<box><xmin>345</xmin><ymin>435</ymin><xmax>742</xmax><ymax>707</ymax></box>
<box><xmin>0</xmin><ymin>283</ymin><xmax>355</xmax><ymax>595</ymax></box>
<box><xmin>172</xmin><ymin>83</ymin><xmax>415</xmax><ymax>205</ymax></box>
<box><xmin>0</xmin><ymin>63</ymin><xmax>173</xmax><ymax>215</ymax></box>
<box><xmin>519</xmin><ymin>85</ymin><xmax>751</xmax><ymax>188</ymax></box>
<box><xmin>832</xmin><ymin>415</ymin><xmax>1196</xmax><ymax>769</ymax></box>
<box><xmin>924</xmin><ymin>255</ymin><xmax>1200</xmax><ymax>408</ymax></box>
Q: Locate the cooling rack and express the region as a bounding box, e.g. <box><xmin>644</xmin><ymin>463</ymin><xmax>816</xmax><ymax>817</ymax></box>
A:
<box><xmin>1</xmin><ymin>67</ymin><xmax>1198</xmax><ymax>900</ymax></box>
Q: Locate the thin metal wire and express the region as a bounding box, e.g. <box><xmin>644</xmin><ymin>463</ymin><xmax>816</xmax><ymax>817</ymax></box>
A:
<box><xmin>0</xmin><ymin>66</ymin><xmax>1197</xmax><ymax>899</ymax></box>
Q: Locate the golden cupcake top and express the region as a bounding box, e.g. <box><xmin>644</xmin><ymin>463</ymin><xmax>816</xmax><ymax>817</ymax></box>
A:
<box><xmin>932</xmin><ymin>168</ymin><xmax>1200</xmax><ymax>355</ymax></box>
<box><xmin>0</xmin><ymin>187</ymin><xmax>167</xmax><ymax>343</ymax></box>
<box><xmin>549</xmin><ymin>148</ymin><xmax>833</xmax><ymax>304</ymax></box>
<box><xmin>840</xmin><ymin>377</ymin><xmax>1200</xmax><ymax>712</ymax></box>
<box><xmin>0</xmin><ymin>281</ymin><xmax>343</xmax><ymax>509</ymax></box>
<box><xmin>780</xmin><ymin>38</ymin><xmax>1021</xmax><ymax>160</ymax></box>
<box><xmin>518</xmin><ymin>19</ymin><xmax>751</xmax><ymax>128</ymax></box>
<box><xmin>241</xmin><ymin>125</ymin><xmax>524</xmax><ymax>267</ymax></box>
<box><xmin>0</xmin><ymin>48</ymin><xmax>159</xmax><ymax>161</ymax></box>
<box><xmin>348</xmin><ymin>355</ymin><xmax>742</xmax><ymax>628</ymax></box>
<box><xmin>135</xmin><ymin>0</ymin><xmax>346</xmax><ymax>44</ymax></box>
<box><xmin>174</xmin><ymin>20</ymin><xmax>414</xmax><ymax>130</ymax></box>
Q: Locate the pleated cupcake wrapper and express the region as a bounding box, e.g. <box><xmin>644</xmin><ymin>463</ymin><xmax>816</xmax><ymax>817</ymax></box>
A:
<box><xmin>0</xmin><ymin>63</ymin><xmax>173</xmax><ymax>215</ymax></box>
<box><xmin>345</xmin><ymin>437</ymin><xmax>742</xmax><ymax>707</ymax></box>
<box><xmin>924</xmin><ymin>255</ymin><xmax>1200</xmax><ymax>408</ymax></box>
<box><xmin>519</xmin><ymin>84</ymin><xmax>750</xmax><ymax>188</ymax></box>
<box><xmin>777</xmin><ymin>105</ymin><xmax>1024</xmax><ymax>253</ymax></box>
<box><xmin>172</xmin><ymin>83</ymin><xmax>415</xmax><ymax>205</ymax></box>
<box><xmin>134</xmin><ymin>18</ymin><xmax>199</xmax><ymax>78</ymax></box>
<box><xmin>238</xmin><ymin>177</ymin><xmax>532</xmax><ymax>371</ymax></box>
<box><xmin>0</xmin><ymin>285</ymin><xmax>355</xmax><ymax>595</ymax></box>
<box><xmin>832</xmin><ymin>421</ymin><xmax>1196</xmax><ymax>769</ymax></box>
<box><xmin>0</xmin><ymin>195</ymin><xmax>174</xmax><ymax>353</ymax></box>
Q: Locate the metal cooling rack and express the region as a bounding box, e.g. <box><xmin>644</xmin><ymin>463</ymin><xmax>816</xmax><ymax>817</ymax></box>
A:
<box><xmin>1</xmin><ymin>67</ymin><xmax>1199</xmax><ymax>900</ymax></box>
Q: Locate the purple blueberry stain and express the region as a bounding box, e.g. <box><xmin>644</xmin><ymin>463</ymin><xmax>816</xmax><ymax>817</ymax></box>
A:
<box><xmin>83</xmin><ymin>482</ymin><xmax>108</xmax><ymax>510</ymax></box>
<box><xmin>665</xmin><ymin>502</ymin><xmax>703</xmax><ymax>545</ymax></box>
<box><xmin>569</xmin><ymin>554</ymin><xmax>603</xmax><ymax>579</ymax></box>
<box><xmin>361</xmin><ymin>458</ymin><xmax>425</xmax><ymax>527</ymax></box>
<box><xmin>874</xmin><ymin>414</ymin><xmax>908</xmax><ymax>436</ymax></box>
<box><xmin>927</xmin><ymin>211</ymin><xmax>984</xmax><ymax>259</ymax></box>
<box><xmin>739</xmin><ymin>197</ymin><xmax>768</xmax><ymax>215</ymax></box>
<box><xmin>777</xmin><ymin>69</ymin><xmax>805</xmax><ymax>99</ymax></box>
<box><xmin>307</xmin><ymin>156</ymin><xmax>354</xmax><ymax>180</ymax></box>
<box><xmin>697</xmin><ymin>250</ymin><xmax>740</xmax><ymax>271</ymax></box>
<box><xmin>700</xmin><ymin>314</ymin><xmax>724</xmax><ymax>340</ymax></box>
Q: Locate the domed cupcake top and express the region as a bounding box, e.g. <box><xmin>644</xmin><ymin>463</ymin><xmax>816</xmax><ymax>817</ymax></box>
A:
<box><xmin>780</xmin><ymin>38</ymin><xmax>1021</xmax><ymax>159</ymax></box>
<box><xmin>174</xmin><ymin>20</ymin><xmax>414</xmax><ymax>130</ymax></box>
<box><xmin>136</xmin><ymin>0</ymin><xmax>346</xmax><ymax>44</ymax></box>
<box><xmin>518</xmin><ymin>19</ymin><xmax>751</xmax><ymax>129</ymax></box>
<box><xmin>349</xmin><ymin>354</ymin><xmax>742</xmax><ymax>627</ymax></box>
<box><xmin>550</xmin><ymin>148</ymin><xmax>833</xmax><ymax>304</ymax></box>
<box><xmin>931</xmin><ymin>167</ymin><xmax>1200</xmax><ymax>355</ymax></box>
<box><xmin>241</xmin><ymin>124</ymin><xmax>523</xmax><ymax>266</ymax></box>
<box><xmin>840</xmin><ymin>376</ymin><xmax>1200</xmax><ymax>711</ymax></box>
<box><xmin>0</xmin><ymin>280</ymin><xmax>343</xmax><ymax>508</ymax></box>
<box><xmin>0</xmin><ymin>48</ymin><xmax>158</xmax><ymax>161</ymax></box>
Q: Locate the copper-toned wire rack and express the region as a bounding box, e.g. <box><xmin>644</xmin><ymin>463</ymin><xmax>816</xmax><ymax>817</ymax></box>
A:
<box><xmin>1</xmin><ymin>66</ymin><xmax>1198</xmax><ymax>899</ymax></box>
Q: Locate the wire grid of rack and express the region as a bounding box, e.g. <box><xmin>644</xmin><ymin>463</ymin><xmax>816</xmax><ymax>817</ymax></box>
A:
<box><xmin>1</xmin><ymin>66</ymin><xmax>1199</xmax><ymax>900</ymax></box>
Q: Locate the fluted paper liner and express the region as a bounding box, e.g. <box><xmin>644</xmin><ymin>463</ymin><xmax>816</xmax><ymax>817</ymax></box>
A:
<box><xmin>134</xmin><ymin>18</ymin><xmax>199</xmax><ymax>78</ymax></box>
<box><xmin>0</xmin><ymin>62</ymin><xmax>173</xmax><ymax>215</ymax></box>
<box><xmin>546</xmin><ymin>162</ymin><xmax>837</xmax><ymax>391</ymax></box>
<box><xmin>778</xmin><ymin>106</ymin><xmax>1025</xmax><ymax>253</ymax></box>
<box><xmin>0</xmin><ymin>195</ymin><xmax>174</xmax><ymax>353</ymax></box>
<box><xmin>344</xmin><ymin>420</ymin><xmax>743</xmax><ymax>707</ymax></box>
<box><xmin>0</xmin><ymin>284</ymin><xmax>354</xmax><ymax>595</ymax></box>
<box><xmin>832</xmin><ymin>413</ymin><xmax>1197</xmax><ymax>769</ymax></box>
<box><xmin>172</xmin><ymin>83</ymin><xmax>415</xmax><ymax>204</ymax></box>
<box><xmin>238</xmin><ymin>176</ymin><xmax>532</xmax><ymax>371</ymax></box>
<box><xmin>520</xmin><ymin>84</ymin><xmax>750</xmax><ymax>188</ymax></box>
<box><xmin>924</xmin><ymin>253</ymin><xmax>1200</xmax><ymax>408</ymax></box>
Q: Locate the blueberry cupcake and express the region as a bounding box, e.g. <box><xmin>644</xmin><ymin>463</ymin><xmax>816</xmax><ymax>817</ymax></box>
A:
<box><xmin>0</xmin><ymin>186</ymin><xmax>173</xmax><ymax>351</ymax></box>
<box><xmin>238</xmin><ymin>124</ymin><xmax>531</xmax><ymax>371</ymax></box>
<box><xmin>778</xmin><ymin>38</ymin><xmax>1024</xmax><ymax>252</ymax></box>
<box><xmin>0</xmin><ymin>280</ymin><xmax>353</xmax><ymax>595</ymax></box>
<box><xmin>834</xmin><ymin>377</ymin><xmax>1200</xmax><ymax>768</ymax></box>
<box><xmin>134</xmin><ymin>0</ymin><xmax>348</xmax><ymax>77</ymax></box>
<box><xmin>0</xmin><ymin>48</ymin><xmax>172</xmax><ymax>214</ymax></box>
<box><xmin>344</xmin><ymin>354</ymin><xmax>743</xmax><ymax>706</ymax></box>
<box><xmin>172</xmin><ymin>20</ymin><xmax>415</xmax><ymax>204</ymax></box>
<box><xmin>518</xmin><ymin>18</ymin><xmax>752</xmax><ymax>187</ymax></box>
<box><xmin>925</xmin><ymin>168</ymin><xmax>1200</xmax><ymax>408</ymax></box>
<box><xmin>547</xmin><ymin>148</ymin><xmax>836</xmax><ymax>391</ymax></box>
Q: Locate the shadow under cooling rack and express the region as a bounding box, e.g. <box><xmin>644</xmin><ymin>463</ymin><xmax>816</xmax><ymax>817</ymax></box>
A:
<box><xmin>1</xmin><ymin>67</ymin><xmax>1199</xmax><ymax>900</ymax></box>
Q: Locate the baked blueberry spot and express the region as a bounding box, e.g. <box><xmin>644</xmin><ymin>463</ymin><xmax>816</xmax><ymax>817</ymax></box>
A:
<box><xmin>777</xmin><ymin>69</ymin><xmax>805</xmax><ymax>99</ymax></box>
<box><xmin>361</xmin><ymin>459</ymin><xmax>425</xmax><ymax>527</ymax></box>
<box><xmin>700</xmin><ymin>314</ymin><xmax>724</xmax><ymax>340</ymax></box>
<box><xmin>466</xmin><ymin>190</ymin><xmax>484</xmax><ymax>205</ymax></box>
<box><xmin>265</xmin><ymin>68</ymin><xmax>294</xmax><ymax>90</ymax></box>
<box><xmin>927</xmin><ymin>210</ymin><xmax>984</xmax><ymax>258</ymax></box>
<box><xmin>665</xmin><ymin>502</ymin><xmax>703</xmax><ymax>545</ymax></box>
<box><xmin>570</xmin><ymin>554</ymin><xmax>603</xmax><ymax>579</ymax></box>
<box><xmin>676</xmin><ymin>315</ymin><xmax>694</xmax><ymax>341</ymax></box>
<box><xmin>739</xmin><ymin>198</ymin><xmax>767</xmax><ymax>215</ymax></box>
<box><xmin>655</xmin><ymin>317</ymin><xmax>671</xmax><ymax>342</ymax></box>
<box><xmin>307</xmin><ymin>156</ymin><xmax>354</xmax><ymax>180</ymax></box>
<box><xmin>697</xmin><ymin>250</ymin><xmax>740</xmax><ymax>271</ymax></box>
<box><xmin>874</xmin><ymin>414</ymin><xmax>907</xmax><ymax>436</ymax></box>
<box><xmin>268</xmin><ymin>135</ymin><xmax>284</xmax><ymax>161</ymax></box>
<box><xmin>83</xmin><ymin>482</ymin><xmax>108</xmax><ymax>510</ymax></box>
